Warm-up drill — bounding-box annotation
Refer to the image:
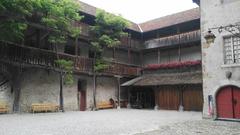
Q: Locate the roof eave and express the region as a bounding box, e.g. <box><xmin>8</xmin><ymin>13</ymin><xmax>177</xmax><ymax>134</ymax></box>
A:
<box><xmin>193</xmin><ymin>0</ymin><xmax>200</xmax><ymax>6</ymax></box>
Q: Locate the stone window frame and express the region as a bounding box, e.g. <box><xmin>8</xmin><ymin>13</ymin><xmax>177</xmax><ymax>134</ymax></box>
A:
<box><xmin>223</xmin><ymin>35</ymin><xmax>240</xmax><ymax>65</ymax></box>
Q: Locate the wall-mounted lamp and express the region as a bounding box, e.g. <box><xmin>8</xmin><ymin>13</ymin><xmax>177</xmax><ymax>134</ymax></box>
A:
<box><xmin>204</xmin><ymin>30</ymin><xmax>216</xmax><ymax>44</ymax></box>
<box><xmin>204</xmin><ymin>22</ymin><xmax>240</xmax><ymax>44</ymax></box>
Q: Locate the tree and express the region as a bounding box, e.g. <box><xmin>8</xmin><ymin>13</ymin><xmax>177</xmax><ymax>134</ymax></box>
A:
<box><xmin>0</xmin><ymin>0</ymin><xmax>82</xmax><ymax>43</ymax></box>
<box><xmin>0</xmin><ymin>0</ymin><xmax>82</xmax><ymax>83</ymax></box>
<box><xmin>90</xmin><ymin>9</ymin><xmax>129</xmax><ymax>109</ymax></box>
<box><xmin>90</xmin><ymin>9</ymin><xmax>130</xmax><ymax>72</ymax></box>
<box><xmin>0</xmin><ymin>0</ymin><xmax>83</xmax><ymax>111</ymax></box>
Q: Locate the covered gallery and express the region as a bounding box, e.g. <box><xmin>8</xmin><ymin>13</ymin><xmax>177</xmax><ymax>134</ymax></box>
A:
<box><xmin>122</xmin><ymin>61</ymin><xmax>203</xmax><ymax>111</ymax></box>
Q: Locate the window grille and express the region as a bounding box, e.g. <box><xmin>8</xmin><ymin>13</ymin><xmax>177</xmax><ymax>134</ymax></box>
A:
<box><xmin>224</xmin><ymin>36</ymin><xmax>240</xmax><ymax>64</ymax></box>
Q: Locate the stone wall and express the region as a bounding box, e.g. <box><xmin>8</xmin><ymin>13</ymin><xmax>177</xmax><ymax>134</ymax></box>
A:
<box><xmin>0</xmin><ymin>75</ymin><xmax>14</xmax><ymax>112</ymax></box>
<box><xmin>200</xmin><ymin>0</ymin><xmax>240</xmax><ymax>118</ymax></box>
<box><xmin>18</xmin><ymin>68</ymin><xmax>120</xmax><ymax>112</ymax></box>
<box><xmin>96</xmin><ymin>76</ymin><xmax>118</xmax><ymax>103</ymax></box>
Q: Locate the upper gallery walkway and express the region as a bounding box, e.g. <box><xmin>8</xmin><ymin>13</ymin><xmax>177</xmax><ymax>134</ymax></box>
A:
<box><xmin>0</xmin><ymin>41</ymin><xmax>141</xmax><ymax>77</ymax></box>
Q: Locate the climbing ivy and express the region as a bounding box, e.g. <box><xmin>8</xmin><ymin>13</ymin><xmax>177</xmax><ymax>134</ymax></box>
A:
<box><xmin>90</xmin><ymin>9</ymin><xmax>130</xmax><ymax>72</ymax></box>
<box><xmin>0</xmin><ymin>0</ymin><xmax>83</xmax><ymax>84</ymax></box>
<box><xmin>0</xmin><ymin>0</ymin><xmax>82</xmax><ymax>42</ymax></box>
<box><xmin>55</xmin><ymin>59</ymin><xmax>74</xmax><ymax>85</ymax></box>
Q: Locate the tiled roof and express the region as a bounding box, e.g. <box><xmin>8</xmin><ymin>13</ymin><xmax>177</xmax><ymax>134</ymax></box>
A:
<box><xmin>79</xmin><ymin>1</ymin><xmax>96</xmax><ymax>16</ymax></box>
<box><xmin>122</xmin><ymin>71</ymin><xmax>202</xmax><ymax>86</ymax></box>
<box><xmin>78</xmin><ymin>1</ymin><xmax>141</xmax><ymax>32</ymax></box>
<box><xmin>78</xmin><ymin>1</ymin><xmax>200</xmax><ymax>33</ymax></box>
<box><xmin>139</xmin><ymin>8</ymin><xmax>200</xmax><ymax>32</ymax></box>
<box><xmin>193</xmin><ymin>0</ymin><xmax>200</xmax><ymax>5</ymax></box>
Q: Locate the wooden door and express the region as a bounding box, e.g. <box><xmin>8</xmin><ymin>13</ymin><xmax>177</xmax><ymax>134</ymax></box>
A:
<box><xmin>158</xmin><ymin>86</ymin><xmax>180</xmax><ymax>110</ymax></box>
<box><xmin>80</xmin><ymin>90</ymin><xmax>86</xmax><ymax>111</ymax></box>
<box><xmin>233</xmin><ymin>87</ymin><xmax>240</xmax><ymax>119</ymax></box>
<box><xmin>217</xmin><ymin>86</ymin><xmax>240</xmax><ymax>119</ymax></box>
<box><xmin>183</xmin><ymin>85</ymin><xmax>203</xmax><ymax>111</ymax></box>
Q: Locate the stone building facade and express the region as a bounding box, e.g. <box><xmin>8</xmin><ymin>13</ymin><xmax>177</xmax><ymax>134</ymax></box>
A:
<box><xmin>195</xmin><ymin>0</ymin><xmax>240</xmax><ymax>119</ymax></box>
<box><xmin>0</xmin><ymin>1</ymin><xmax>202</xmax><ymax>113</ymax></box>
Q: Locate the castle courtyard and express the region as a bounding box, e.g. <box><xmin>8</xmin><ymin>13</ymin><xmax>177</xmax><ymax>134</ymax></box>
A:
<box><xmin>0</xmin><ymin>109</ymin><xmax>239</xmax><ymax>135</ymax></box>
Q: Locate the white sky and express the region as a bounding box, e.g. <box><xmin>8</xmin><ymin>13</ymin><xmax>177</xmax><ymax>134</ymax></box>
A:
<box><xmin>79</xmin><ymin>0</ymin><xmax>198</xmax><ymax>23</ymax></box>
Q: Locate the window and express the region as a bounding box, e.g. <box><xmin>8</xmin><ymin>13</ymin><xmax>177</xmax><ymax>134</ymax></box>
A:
<box><xmin>224</xmin><ymin>36</ymin><xmax>240</xmax><ymax>64</ymax></box>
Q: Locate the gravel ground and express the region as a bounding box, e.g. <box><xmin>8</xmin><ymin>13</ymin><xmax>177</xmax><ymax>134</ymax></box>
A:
<box><xmin>136</xmin><ymin>120</ymin><xmax>240</xmax><ymax>135</ymax></box>
<box><xmin>0</xmin><ymin>109</ymin><xmax>201</xmax><ymax>135</ymax></box>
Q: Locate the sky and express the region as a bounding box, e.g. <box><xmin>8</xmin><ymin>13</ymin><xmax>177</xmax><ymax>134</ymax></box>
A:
<box><xmin>79</xmin><ymin>0</ymin><xmax>198</xmax><ymax>23</ymax></box>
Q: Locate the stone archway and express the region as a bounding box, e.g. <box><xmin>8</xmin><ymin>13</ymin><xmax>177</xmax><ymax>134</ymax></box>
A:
<box><xmin>216</xmin><ymin>85</ymin><xmax>240</xmax><ymax>119</ymax></box>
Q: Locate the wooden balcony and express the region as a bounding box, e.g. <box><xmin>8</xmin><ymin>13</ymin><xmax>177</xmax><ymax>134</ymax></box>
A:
<box><xmin>74</xmin><ymin>22</ymin><xmax>142</xmax><ymax>50</ymax></box>
<box><xmin>0</xmin><ymin>41</ymin><xmax>141</xmax><ymax>77</ymax></box>
<box><xmin>120</xmin><ymin>37</ymin><xmax>142</xmax><ymax>49</ymax></box>
<box><xmin>74</xmin><ymin>22</ymin><xmax>90</xmax><ymax>37</ymax></box>
<box><xmin>145</xmin><ymin>30</ymin><xmax>201</xmax><ymax>49</ymax></box>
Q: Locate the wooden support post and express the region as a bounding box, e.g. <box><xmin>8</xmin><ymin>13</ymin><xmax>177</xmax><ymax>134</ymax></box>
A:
<box><xmin>177</xmin><ymin>26</ymin><xmax>181</xmax><ymax>62</ymax></box>
<box><xmin>178</xmin><ymin>37</ymin><xmax>181</xmax><ymax>62</ymax></box>
<box><xmin>115</xmin><ymin>75</ymin><xmax>122</xmax><ymax>109</ymax></box>
<box><xmin>156</xmin><ymin>30</ymin><xmax>159</xmax><ymax>38</ymax></box>
<box><xmin>127</xmin><ymin>32</ymin><xmax>129</xmax><ymax>48</ymax></box>
<box><xmin>13</xmin><ymin>69</ymin><xmax>22</xmax><ymax>112</ymax></box>
<box><xmin>178</xmin><ymin>85</ymin><xmax>184</xmax><ymax>111</ymax></box>
<box><xmin>128</xmin><ymin>49</ymin><xmax>131</xmax><ymax>64</ymax></box>
<box><xmin>75</xmin><ymin>38</ymin><xmax>79</xmax><ymax>56</ymax></box>
<box><xmin>127</xmin><ymin>87</ymin><xmax>131</xmax><ymax>108</ymax></box>
<box><xmin>154</xmin><ymin>87</ymin><xmax>159</xmax><ymax>110</ymax></box>
<box><xmin>36</xmin><ymin>29</ymin><xmax>40</xmax><ymax>48</ymax></box>
<box><xmin>140</xmin><ymin>51</ymin><xmax>143</xmax><ymax>67</ymax></box>
<box><xmin>128</xmin><ymin>32</ymin><xmax>131</xmax><ymax>48</ymax></box>
<box><xmin>158</xmin><ymin>48</ymin><xmax>161</xmax><ymax>64</ymax></box>
<box><xmin>113</xmin><ymin>48</ymin><xmax>116</xmax><ymax>60</ymax></box>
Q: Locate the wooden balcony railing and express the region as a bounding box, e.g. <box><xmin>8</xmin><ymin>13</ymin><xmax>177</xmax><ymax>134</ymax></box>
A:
<box><xmin>120</xmin><ymin>37</ymin><xmax>142</xmax><ymax>49</ymax></box>
<box><xmin>145</xmin><ymin>30</ymin><xmax>201</xmax><ymax>49</ymax></box>
<box><xmin>0</xmin><ymin>41</ymin><xmax>140</xmax><ymax>76</ymax></box>
<box><xmin>74</xmin><ymin>22</ymin><xmax>142</xmax><ymax>49</ymax></box>
<box><xmin>103</xmin><ymin>61</ymin><xmax>141</xmax><ymax>76</ymax></box>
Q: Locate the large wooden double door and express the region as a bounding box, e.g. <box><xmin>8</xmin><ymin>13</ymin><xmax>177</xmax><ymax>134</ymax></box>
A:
<box><xmin>157</xmin><ymin>85</ymin><xmax>203</xmax><ymax>111</ymax></box>
<box><xmin>217</xmin><ymin>86</ymin><xmax>240</xmax><ymax>119</ymax></box>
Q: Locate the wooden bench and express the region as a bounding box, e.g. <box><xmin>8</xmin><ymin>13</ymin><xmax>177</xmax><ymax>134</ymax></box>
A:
<box><xmin>0</xmin><ymin>102</ymin><xmax>9</xmax><ymax>114</ymax></box>
<box><xmin>97</xmin><ymin>101</ymin><xmax>114</xmax><ymax>109</ymax></box>
<box><xmin>31</xmin><ymin>103</ymin><xmax>59</xmax><ymax>113</ymax></box>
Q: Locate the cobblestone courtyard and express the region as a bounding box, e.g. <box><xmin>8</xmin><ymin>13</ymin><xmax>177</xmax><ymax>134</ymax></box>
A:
<box><xmin>0</xmin><ymin>109</ymin><xmax>239</xmax><ymax>135</ymax></box>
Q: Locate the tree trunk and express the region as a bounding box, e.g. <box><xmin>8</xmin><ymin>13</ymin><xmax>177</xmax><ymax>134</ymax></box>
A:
<box><xmin>54</xmin><ymin>43</ymin><xmax>64</xmax><ymax>112</ymax></box>
<box><xmin>93</xmin><ymin>74</ymin><xmax>96</xmax><ymax>110</ymax></box>
<box><xmin>13</xmin><ymin>69</ymin><xmax>22</xmax><ymax>112</ymax></box>
<box><xmin>59</xmin><ymin>71</ymin><xmax>64</xmax><ymax>112</ymax></box>
<box><xmin>93</xmin><ymin>52</ymin><xmax>97</xmax><ymax>110</ymax></box>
